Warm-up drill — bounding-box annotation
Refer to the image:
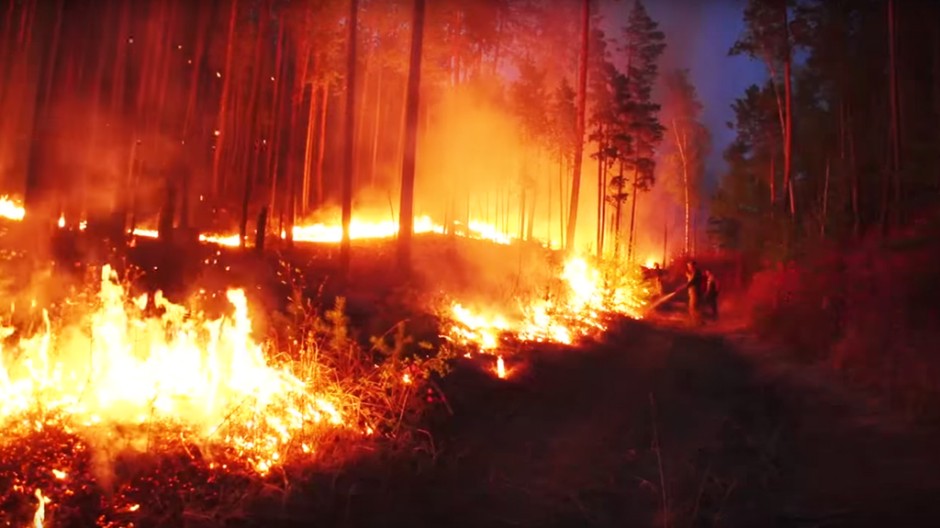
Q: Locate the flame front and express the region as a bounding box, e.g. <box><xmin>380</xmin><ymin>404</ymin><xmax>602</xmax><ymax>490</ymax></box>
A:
<box><xmin>0</xmin><ymin>265</ymin><xmax>346</xmax><ymax>474</ymax></box>
<box><xmin>0</xmin><ymin>195</ymin><xmax>25</xmax><ymax>221</ymax></box>
<box><xmin>447</xmin><ymin>257</ymin><xmax>651</xmax><ymax>358</ymax></box>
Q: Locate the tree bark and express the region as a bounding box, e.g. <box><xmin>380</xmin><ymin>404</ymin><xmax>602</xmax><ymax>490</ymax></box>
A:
<box><xmin>316</xmin><ymin>83</ymin><xmax>329</xmax><ymax>207</ymax></box>
<box><xmin>397</xmin><ymin>0</ymin><xmax>425</xmax><ymax>272</ymax></box>
<box><xmin>565</xmin><ymin>0</ymin><xmax>590</xmax><ymax>254</ymax></box>
<box><xmin>783</xmin><ymin>4</ymin><xmax>794</xmax><ymax>219</ymax></box>
<box><xmin>820</xmin><ymin>156</ymin><xmax>830</xmax><ymax>239</ymax></box>
<box><xmin>672</xmin><ymin>119</ymin><xmax>691</xmax><ymax>255</ymax></box>
<box><xmin>887</xmin><ymin>0</ymin><xmax>902</xmax><ymax>229</ymax></box>
<box><xmin>211</xmin><ymin>0</ymin><xmax>238</xmax><ymax>198</ymax></box>
<box><xmin>627</xmin><ymin>166</ymin><xmax>639</xmax><ymax>262</ymax></box>
<box><xmin>341</xmin><ymin>0</ymin><xmax>359</xmax><ymax>272</ymax></box>
<box><xmin>301</xmin><ymin>81</ymin><xmax>317</xmax><ymax>215</ymax></box>
<box><xmin>370</xmin><ymin>66</ymin><xmax>384</xmax><ymax>186</ymax></box>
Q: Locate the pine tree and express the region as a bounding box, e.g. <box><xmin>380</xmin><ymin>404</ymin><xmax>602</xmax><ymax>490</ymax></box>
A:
<box><xmin>620</xmin><ymin>0</ymin><xmax>665</xmax><ymax>261</ymax></box>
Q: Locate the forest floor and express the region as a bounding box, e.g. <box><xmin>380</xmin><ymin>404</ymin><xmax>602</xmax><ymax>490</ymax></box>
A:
<box><xmin>5</xmin><ymin>226</ymin><xmax>940</xmax><ymax>526</ymax></box>
<box><xmin>305</xmin><ymin>309</ymin><xmax>940</xmax><ymax>528</ymax></box>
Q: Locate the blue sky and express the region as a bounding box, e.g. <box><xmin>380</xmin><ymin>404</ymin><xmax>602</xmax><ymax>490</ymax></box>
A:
<box><xmin>605</xmin><ymin>0</ymin><xmax>768</xmax><ymax>184</ymax></box>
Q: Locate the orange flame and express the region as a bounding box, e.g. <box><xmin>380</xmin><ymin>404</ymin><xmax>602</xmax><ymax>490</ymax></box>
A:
<box><xmin>495</xmin><ymin>356</ymin><xmax>506</xmax><ymax>379</ymax></box>
<box><xmin>0</xmin><ymin>195</ymin><xmax>25</xmax><ymax>221</ymax></box>
<box><xmin>447</xmin><ymin>257</ymin><xmax>651</xmax><ymax>352</ymax></box>
<box><xmin>0</xmin><ymin>265</ymin><xmax>348</xmax><ymax>474</ymax></box>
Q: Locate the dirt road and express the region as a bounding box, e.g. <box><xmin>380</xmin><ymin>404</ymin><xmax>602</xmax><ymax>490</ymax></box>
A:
<box><xmin>320</xmin><ymin>317</ymin><xmax>940</xmax><ymax>527</ymax></box>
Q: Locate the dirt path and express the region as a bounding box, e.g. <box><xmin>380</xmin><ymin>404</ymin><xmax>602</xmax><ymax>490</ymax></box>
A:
<box><xmin>306</xmin><ymin>318</ymin><xmax>940</xmax><ymax>527</ymax></box>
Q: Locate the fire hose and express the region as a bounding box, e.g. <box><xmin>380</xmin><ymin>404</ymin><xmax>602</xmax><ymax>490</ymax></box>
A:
<box><xmin>645</xmin><ymin>287</ymin><xmax>684</xmax><ymax>313</ymax></box>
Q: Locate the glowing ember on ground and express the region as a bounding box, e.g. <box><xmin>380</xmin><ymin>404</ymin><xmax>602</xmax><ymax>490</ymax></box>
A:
<box><xmin>495</xmin><ymin>356</ymin><xmax>507</xmax><ymax>379</ymax></box>
<box><xmin>0</xmin><ymin>265</ymin><xmax>349</xmax><ymax>475</ymax></box>
<box><xmin>33</xmin><ymin>488</ymin><xmax>49</xmax><ymax>528</ymax></box>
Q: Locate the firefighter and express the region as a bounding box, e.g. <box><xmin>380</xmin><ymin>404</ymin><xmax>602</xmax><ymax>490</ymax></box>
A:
<box><xmin>684</xmin><ymin>260</ymin><xmax>704</xmax><ymax>324</ymax></box>
<box><xmin>703</xmin><ymin>269</ymin><xmax>719</xmax><ymax>321</ymax></box>
<box><xmin>652</xmin><ymin>262</ymin><xmax>665</xmax><ymax>296</ymax></box>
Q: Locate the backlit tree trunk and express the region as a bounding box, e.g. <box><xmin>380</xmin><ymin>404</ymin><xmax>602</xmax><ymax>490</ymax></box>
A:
<box><xmin>397</xmin><ymin>0</ymin><xmax>426</xmax><ymax>272</ymax></box>
<box><xmin>565</xmin><ymin>0</ymin><xmax>589</xmax><ymax>253</ymax></box>
<box><xmin>341</xmin><ymin>0</ymin><xmax>359</xmax><ymax>272</ymax></box>
<box><xmin>315</xmin><ymin>83</ymin><xmax>329</xmax><ymax>206</ymax></box>
<box><xmin>211</xmin><ymin>0</ymin><xmax>238</xmax><ymax>198</ymax></box>
<box><xmin>671</xmin><ymin>120</ymin><xmax>691</xmax><ymax>255</ymax></box>
<box><xmin>887</xmin><ymin>0</ymin><xmax>901</xmax><ymax>230</ymax></box>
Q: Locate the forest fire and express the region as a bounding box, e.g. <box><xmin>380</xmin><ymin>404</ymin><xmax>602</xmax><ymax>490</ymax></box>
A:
<box><xmin>0</xmin><ymin>265</ymin><xmax>349</xmax><ymax>475</ymax></box>
<box><xmin>445</xmin><ymin>257</ymin><xmax>651</xmax><ymax>358</ymax></box>
<box><xmin>0</xmin><ymin>196</ymin><xmax>25</xmax><ymax>221</ymax></box>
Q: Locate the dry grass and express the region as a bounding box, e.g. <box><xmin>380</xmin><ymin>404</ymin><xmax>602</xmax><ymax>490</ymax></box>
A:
<box><xmin>0</xmin><ymin>256</ymin><xmax>456</xmax><ymax>527</ymax></box>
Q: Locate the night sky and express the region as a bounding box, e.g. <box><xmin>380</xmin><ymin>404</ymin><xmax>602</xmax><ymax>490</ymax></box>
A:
<box><xmin>607</xmin><ymin>0</ymin><xmax>768</xmax><ymax>187</ymax></box>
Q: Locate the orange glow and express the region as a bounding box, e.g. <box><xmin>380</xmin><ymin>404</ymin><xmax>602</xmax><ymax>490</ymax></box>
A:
<box><xmin>447</xmin><ymin>257</ymin><xmax>651</xmax><ymax>352</ymax></box>
<box><xmin>199</xmin><ymin>232</ymin><xmax>241</xmax><ymax>247</ymax></box>
<box><xmin>33</xmin><ymin>488</ymin><xmax>49</xmax><ymax>528</ymax></box>
<box><xmin>0</xmin><ymin>265</ymin><xmax>349</xmax><ymax>475</ymax></box>
<box><xmin>495</xmin><ymin>356</ymin><xmax>506</xmax><ymax>379</ymax></box>
<box><xmin>0</xmin><ymin>195</ymin><xmax>25</xmax><ymax>221</ymax></box>
<box><xmin>131</xmin><ymin>227</ymin><xmax>159</xmax><ymax>239</ymax></box>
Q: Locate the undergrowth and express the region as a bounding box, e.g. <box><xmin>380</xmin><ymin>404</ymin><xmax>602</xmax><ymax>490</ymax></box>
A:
<box><xmin>743</xmin><ymin>230</ymin><xmax>940</xmax><ymax>422</ymax></box>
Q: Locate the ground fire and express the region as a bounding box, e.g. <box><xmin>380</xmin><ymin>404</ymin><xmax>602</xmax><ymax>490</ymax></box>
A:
<box><xmin>3</xmin><ymin>0</ymin><xmax>940</xmax><ymax>525</ymax></box>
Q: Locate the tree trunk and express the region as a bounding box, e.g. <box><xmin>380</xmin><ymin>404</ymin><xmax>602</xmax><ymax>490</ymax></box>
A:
<box><xmin>848</xmin><ymin>106</ymin><xmax>860</xmax><ymax>237</ymax></box>
<box><xmin>397</xmin><ymin>0</ymin><xmax>425</xmax><ymax>272</ymax></box>
<box><xmin>301</xmin><ymin>81</ymin><xmax>317</xmax><ymax>215</ymax></box>
<box><xmin>596</xmin><ymin>136</ymin><xmax>604</xmax><ymax>258</ymax></box>
<box><xmin>820</xmin><ymin>156</ymin><xmax>830</xmax><ymax>239</ymax></box>
<box><xmin>627</xmin><ymin>167</ymin><xmax>639</xmax><ymax>262</ymax></box>
<box><xmin>239</xmin><ymin>9</ymin><xmax>267</xmax><ymax>248</ymax></box>
<box><xmin>341</xmin><ymin>0</ymin><xmax>359</xmax><ymax>272</ymax></box>
<box><xmin>316</xmin><ymin>83</ymin><xmax>329</xmax><ymax>206</ymax></box>
<box><xmin>526</xmin><ymin>188</ymin><xmax>536</xmax><ymax>241</ymax></box>
<box><xmin>267</xmin><ymin>24</ymin><xmax>286</xmax><ymax>218</ymax></box>
<box><xmin>559</xmin><ymin>157</ymin><xmax>565</xmax><ymax>246</ymax></box>
<box><xmin>783</xmin><ymin>48</ymin><xmax>794</xmax><ymax>217</ymax></box>
<box><xmin>211</xmin><ymin>0</ymin><xmax>238</xmax><ymax>198</ymax></box>
<box><xmin>613</xmin><ymin>162</ymin><xmax>624</xmax><ymax>257</ymax></box>
<box><xmin>887</xmin><ymin>0</ymin><xmax>902</xmax><ymax>229</ymax></box>
<box><xmin>671</xmin><ymin>120</ymin><xmax>690</xmax><ymax>255</ymax></box>
<box><xmin>370</xmin><ymin>66</ymin><xmax>384</xmax><ymax>186</ymax></box>
<box><xmin>565</xmin><ymin>0</ymin><xmax>589</xmax><ymax>254</ymax></box>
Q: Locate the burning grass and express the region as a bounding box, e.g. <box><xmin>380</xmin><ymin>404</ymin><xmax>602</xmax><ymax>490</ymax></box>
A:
<box><xmin>0</xmin><ymin>262</ymin><xmax>442</xmax><ymax>527</ymax></box>
<box><xmin>443</xmin><ymin>256</ymin><xmax>654</xmax><ymax>357</ymax></box>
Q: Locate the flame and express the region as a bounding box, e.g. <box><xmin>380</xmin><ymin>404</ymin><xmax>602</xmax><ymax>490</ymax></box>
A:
<box><xmin>495</xmin><ymin>356</ymin><xmax>506</xmax><ymax>379</ymax></box>
<box><xmin>199</xmin><ymin>232</ymin><xmax>241</xmax><ymax>247</ymax></box>
<box><xmin>0</xmin><ymin>265</ymin><xmax>347</xmax><ymax>474</ymax></box>
<box><xmin>0</xmin><ymin>195</ymin><xmax>25</xmax><ymax>221</ymax></box>
<box><xmin>33</xmin><ymin>488</ymin><xmax>50</xmax><ymax>528</ymax></box>
<box><xmin>291</xmin><ymin>215</ymin><xmax>444</xmax><ymax>243</ymax></box>
<box><xmin>0</xmin><ymin>196</ymin><xmax>533</xmax><ymax>249</ymax></box>
<box><xmin>447</xmin><ymin>257</ymin><xmax>651</xmax><ymax>353</ymax></box>
<box><xmin>131</xmin><ymin>228</ymin><xmax>159</xmax><ymax>239</ymax></box>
